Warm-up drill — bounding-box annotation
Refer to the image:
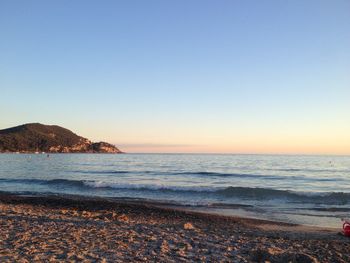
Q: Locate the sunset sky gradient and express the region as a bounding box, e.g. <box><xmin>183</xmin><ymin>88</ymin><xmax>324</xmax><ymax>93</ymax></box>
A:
<box><xmin>1</xmin><ymin>1</ymin><xmax>349</xmax><ymax>154</ymax></box>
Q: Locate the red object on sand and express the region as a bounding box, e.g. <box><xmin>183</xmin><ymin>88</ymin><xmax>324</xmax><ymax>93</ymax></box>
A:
<box><xmin>343</xmin><ymin>222</ymin><xmax>350</xmax><ymax>237</ymax></box>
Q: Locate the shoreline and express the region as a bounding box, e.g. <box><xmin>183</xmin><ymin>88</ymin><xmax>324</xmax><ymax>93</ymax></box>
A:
<box><xmin>0</xmin><ymin>189</ymin><xmax>345</xmax><ymax>228</ymax></box>
<box><xmin>1</xmin><ymin>192</ymin><xmax>349</xmax><ymax>262</ymax></box>
<box><xmin>0</xmin><ymin>191</ymin><xmax>343</xmax><ymax>234</ymax></box>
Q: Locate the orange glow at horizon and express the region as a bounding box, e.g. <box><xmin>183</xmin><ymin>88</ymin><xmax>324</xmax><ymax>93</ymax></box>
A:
<box><xmin>77</xmin><ymin>118</ymin><xmax>350</xmax><ymax>155</ymax></box>
<box><xmin>118</xmin><ymin>138</ymin><xmax>350</xmax><ymax>155</ymax></box>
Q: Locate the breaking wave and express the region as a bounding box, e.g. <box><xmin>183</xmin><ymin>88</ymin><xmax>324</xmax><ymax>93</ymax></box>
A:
<box><xmin>1</xmin><ymin>178</ymin><xmax>350</xmax><ymax>205</ymax></box>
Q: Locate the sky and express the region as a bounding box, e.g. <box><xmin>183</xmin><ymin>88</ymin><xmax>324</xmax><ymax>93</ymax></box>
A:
<box><xmin>0</xmin><ymin>0</ymin><xmax>349</xmax><ymax>154</ymax></box>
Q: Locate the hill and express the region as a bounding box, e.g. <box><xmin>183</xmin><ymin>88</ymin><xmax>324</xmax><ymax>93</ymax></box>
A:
<box><xmin>0</xmin><ymin>123</ymin><xmax>122</xmax><ymax>153</ymax></box>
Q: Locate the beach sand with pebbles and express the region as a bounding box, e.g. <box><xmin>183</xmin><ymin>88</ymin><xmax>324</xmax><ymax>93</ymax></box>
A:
<box><xmin>0</xmin><ymin>193</ymin><xmax>349</xmax><ymax>262</ymax></box>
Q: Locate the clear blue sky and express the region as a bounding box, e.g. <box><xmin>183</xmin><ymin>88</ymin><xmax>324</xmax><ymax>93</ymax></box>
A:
<box><xmin>1</xmin><ymin>0</ymin><xmax>349</xmax><ymax>154</ymax></box>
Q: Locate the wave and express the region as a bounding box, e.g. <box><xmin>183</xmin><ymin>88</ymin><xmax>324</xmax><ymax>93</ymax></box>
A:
<box><xmin>67</xmin><ymin>170</ymin><xmax>343</xmax><ymax>182</ymax></box>
<box><xmin>1</xmin><ymin>178</ymin><xmax>350</xmax><ymax>205</ymax></box>
<box><xmin>0</xmin><ymin>178</ymin><xmax>87</xmax><ymax>188</ymax></box>
<box><xmin>174</xmin><ymin>171</ymin><xmax>276</xmax><ymax>179</ymax></box>
<box><xmin>0</xmin><ymin>178</ymin><xmax>213</xmax><ymax>192</ymax></box>
<box><xmin>174</xmin><ymin>172</ymin><xmax>341</xmax><ymax>181</ymax></box>
<box><xmin>70</xmin><ymin>170</ymin><xmax>132</xmax><ymax>174</ymax></box>
<box><xmin>216</xmin><ymin>186</ymin><xmax>350</xmax><ymax>205</ymax></box>
<box><xmin>306</xmin><ymin>207</ymin><xmax>350</xmax><ymax>212</ymax></box>
<box><xmin>267</xmin><ymin>168</ymin><xmax>350</xmax><ymax>173</ymax></box>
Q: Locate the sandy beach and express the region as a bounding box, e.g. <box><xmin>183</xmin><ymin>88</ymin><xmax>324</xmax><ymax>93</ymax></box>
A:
<box><xmin>0</xmin><ymin>193</ymin><xmax>348</xmax><ymax>262</ymax></box>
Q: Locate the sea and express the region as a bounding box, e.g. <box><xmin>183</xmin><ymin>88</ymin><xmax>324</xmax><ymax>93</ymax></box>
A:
<box><xmin>0</xmin><ymin>153</ymin><xmax>349</xmax><ymax>228</ymax></box>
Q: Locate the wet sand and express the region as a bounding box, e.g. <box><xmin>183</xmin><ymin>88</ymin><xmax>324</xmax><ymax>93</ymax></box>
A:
<box><xmin>0</xmin><ymin>193</ymin><xmax>349</xmax><ymax>262</ymax></box>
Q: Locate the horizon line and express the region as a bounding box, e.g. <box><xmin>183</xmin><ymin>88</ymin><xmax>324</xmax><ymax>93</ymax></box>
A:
<box><xmin>121</xmin><ymin>152</ymin><xmax>350</xmax><ymax>157</ymax></box>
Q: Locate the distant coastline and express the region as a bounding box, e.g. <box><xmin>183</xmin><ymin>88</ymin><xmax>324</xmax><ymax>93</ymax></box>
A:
<box><xmin>0</xmin><ymin>123</ymin><xmax>123</xmax><ymax>154</ymax></box>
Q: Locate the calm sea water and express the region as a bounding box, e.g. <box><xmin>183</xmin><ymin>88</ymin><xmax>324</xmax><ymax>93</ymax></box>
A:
<box><xmin>0</xmin><ymin>153</ymin><xmax>349</xmax><ymax>227</ymax></box>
